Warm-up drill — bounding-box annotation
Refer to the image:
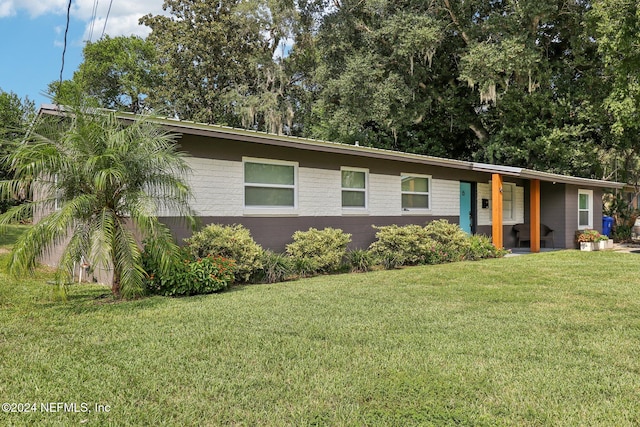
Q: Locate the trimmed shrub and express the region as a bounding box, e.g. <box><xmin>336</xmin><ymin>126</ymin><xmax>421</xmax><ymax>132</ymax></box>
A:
<box><xmin>258</xmin><ymin>250</ymin><xmax>293</xmax><ymax>284</ymax></box>
<box><xmin>292</xmin><ymin>257</ymin><xmax>317</xmax><ymax>278</ymax></box>
<box><xmin>346</xmin><ymin>249</ymin><xmax>376</xmax><ymax>273</ymax></box>
<box><xmin>143</xmin><ymin>247</ymin><xmax>236</xmax><ymax>296</ymax></box>
<box><xmin>286</xmin><ymin>227</ymin><xmax>352</xmax><ymax>275</ymax></box>
<box><xmin>185</xmin><ymin>223</ymin><xmax>263</xmax><ymax>283</ymax></box>
<box><xmin>465</xmin><ymin>235</ymin><xmax>507</xmax><ymax>260</ymax></box>
<box><xmin>424</xmin><ymin>219</ymin><xmax>470</xmax><ymax>263</ymax></box>
<box><xmin>368</xmin><ymin>224</ymin><xmax>437</xmax><ymax>269</ymax></box>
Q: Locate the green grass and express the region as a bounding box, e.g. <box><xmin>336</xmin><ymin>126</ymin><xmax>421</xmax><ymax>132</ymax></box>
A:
<box><xmin>1</xmin><ymin>248</ymin><xmax>640</xmax><ymax>425</ymax></box>
<box><xmin>0</xmin><ymin>224</ymin><xmax>29</xmax><ymax>249</ymax></box>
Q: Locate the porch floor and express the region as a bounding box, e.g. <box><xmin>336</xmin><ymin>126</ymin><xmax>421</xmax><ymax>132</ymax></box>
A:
<box><xmin>505</xmin><ymin>247</ymin><xmax>562</xmax><ymax>257</ymax></box>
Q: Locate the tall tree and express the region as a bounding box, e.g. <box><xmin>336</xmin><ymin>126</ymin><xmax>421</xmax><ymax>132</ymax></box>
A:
<box><xmin>591</xmin><ymin>0</ymin><xmax>640</xmax><ymax>138</ymax></box>
<box><xmin>48</xmin><ymin>36</ymin><xmax>161</xmax><ymax>113</ymax></box>
<box><xmin>140</xmin><ymin>0</ymin><xmax>298</xmax><ymax>131</ymax></box>
<box><xmin>0</xmin><ymin>106</ymin><xmax>195</xmax><ymax>298</ymax></box>
<box><xmin>0</xmin><ymin>89</ymin><xmax>35</xmax><ymax>213</ymax></box>
<box><xmin>293</xmin><ymin>0</ymin><xmax>612</xmax><ymax>177</ymax></box>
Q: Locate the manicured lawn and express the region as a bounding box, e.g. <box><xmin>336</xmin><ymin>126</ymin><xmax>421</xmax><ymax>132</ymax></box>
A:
<box><xmin>0</xmin><ymin>224</ymin><xmax>29</xmax><ymax>249</ymax></box>
<box><xmin>1</xmin><ymin>240</ymin><xmax>640</xmax><ymax>425</ymax></box>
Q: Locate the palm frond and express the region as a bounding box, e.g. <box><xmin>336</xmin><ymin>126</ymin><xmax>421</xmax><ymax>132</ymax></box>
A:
<box><xmin>89</xmin><ymin>208</ymin><xmax>116</xmax><ymax>275</ymax></box>
<box><xmin>112</xmin><ymin>221</ymin><xmax>145</xmax><ymax>299</ymax></box>
<box><xmin>5</xmin><ymin>193</ymin><xmax>96</xmax><ymax>277</ymax></box>
<box><xmin>56</xmin><ymin>224</ymin><xmax>91</xmax><ymax>284</ymax></box>
<box><xmin>5</xmin><ymin>104</ymin><xmax>196</xmax><ymax>298</ymax></box>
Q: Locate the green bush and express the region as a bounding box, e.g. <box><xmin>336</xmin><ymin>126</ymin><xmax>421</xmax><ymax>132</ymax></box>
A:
<box><xmin>612</xmin><ymin>225</ymin><xmax>632</xmax><ymax>242</ymax></box>
<box><xmin>292</xmin><ymin>257</ymin><xmax>317</xmax><ymax>278</ymax></box>
<box><xmin>346</xmin><ymin>249</ymin><xmax>376</xmax><ymax>273</ymax></box>
<box><xmin>185</xmin><ymin>224</ymin><xmax>263</xmax><ymax>283</ymax></box>
<box><xmin>143</xmin><ymin>247</ymin><xmax>236</xmax><ymax>296</ymax></box>
<box><xmin>368</xmin><ymin>224</ymin><xmax>437</xmax><ymax>269</ymax></box>
<box><xmin>424</xmin><ymin>219</ymin><xmax>470</xmax><ymax>263</ymax></box>
<box><xmin>258</xmin><ymin>250</ymin><xmax>293</xmax><ymax>284</ymax></box>
<box><xmin>286</xmin><ymin>227</ymin><xmax>352</xmax><ymax>275</ymax></box>
<box><xmin>465</xmin><ymin>235</ymin><xmax>507</xmax><ymax>260</ymax></box>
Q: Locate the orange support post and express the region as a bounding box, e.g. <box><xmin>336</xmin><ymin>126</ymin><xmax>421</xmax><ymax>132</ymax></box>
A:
<box><xmin>530</xmin><ymin>179</ymin><xmax>541</xmax><ymax>253</ymax></box>
<box><xmin>491</xmin><ymin>174</ymin><xmax>503</xmax><ymax>248</ymax></box>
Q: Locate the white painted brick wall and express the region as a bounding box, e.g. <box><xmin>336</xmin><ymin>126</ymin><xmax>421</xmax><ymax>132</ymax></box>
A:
<box><xmin>299</xmin><ymin>167</ymin><xmax>341</xmax><ymax>216</ymax></box>
<box><xmin>369</xmin><ymin>173</ymin><xmax>402</xmax><ymax>216</ymax></box>
<box><xmin>477</xmin><ymin>183</ymin><xmax>491</xmax><ymax>225</ymax></box>
<box><xmin>514</xmin><ymin>185</ymin><xmax>525</xmax><ymax>224</ymax></box>
<box><xmin>477</xmin><ymin>181</ymin><xmax>524</xmax><ymax>226</ymax></box>
<box><xmin>181</xmin><ymin>157</ymin><xmax>474</xmax><ymax>219</ymax></box>
<box><xmin>185</xmin><ymin>157</ymin><xmax>243</xmax><ymax>216</ymax></box>
<box><xmin>432</xmin><ymin>179</ymin><xmax>459</xmax><ymax>216</ymax></box>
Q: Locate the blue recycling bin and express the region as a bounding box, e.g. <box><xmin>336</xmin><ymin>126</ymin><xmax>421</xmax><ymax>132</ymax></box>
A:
<box><xmin>602</xmin><ymin>216</ymin><xmax>614</xmax><ymax>237</ymax></box>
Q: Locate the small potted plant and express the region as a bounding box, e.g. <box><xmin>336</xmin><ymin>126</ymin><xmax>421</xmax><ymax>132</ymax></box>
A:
<box><xmin>596</xmin><ymin>233</ymin><xmax>613</xmax><ymax>250</ymax></box>
<box><xmin>576</xmin><ymin>229</ymin><xmax>609</xmax><ymax>251</ymax></box>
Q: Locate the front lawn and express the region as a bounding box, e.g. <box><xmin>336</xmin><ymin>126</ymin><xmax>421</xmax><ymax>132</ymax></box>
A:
<box><xmin>1</xmin><ymin>247</ymin><xmax>639</xmax><ymax>425</ymax></box>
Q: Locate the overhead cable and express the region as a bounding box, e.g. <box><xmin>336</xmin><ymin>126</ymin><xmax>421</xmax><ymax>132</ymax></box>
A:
<box><xmin>59</xmin><ymin>0</ymin><xmax>73</xmax><ymax>88</ymax></box>
<box><xmin>100</xmin><ymin>0</ymin><xmax>115</xmax><ymax>39</ymax></box>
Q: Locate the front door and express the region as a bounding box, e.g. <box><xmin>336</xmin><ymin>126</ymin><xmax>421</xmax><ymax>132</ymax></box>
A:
<box><xmin>460</xmin><ymin>182</ymin><xmax>472</xmax><ymax>234</ymax></box>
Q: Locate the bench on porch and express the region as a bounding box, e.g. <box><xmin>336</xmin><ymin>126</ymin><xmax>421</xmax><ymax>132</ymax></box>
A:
<box><xmin>512</xmin><ymin>223</ymin><xmax>555</xmax><ymax>248</ymax></box>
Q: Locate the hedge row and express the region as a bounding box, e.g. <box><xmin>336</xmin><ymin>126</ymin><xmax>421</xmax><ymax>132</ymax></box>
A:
<box><xmin>143</xmin><ymin>220</ymin><xmax>507</xmax><ymax>296</ymax></box>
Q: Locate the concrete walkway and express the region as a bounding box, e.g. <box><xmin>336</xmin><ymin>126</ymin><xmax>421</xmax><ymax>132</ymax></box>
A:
<box><xmin>505</xmin><ymin>243</ymin><xmax>640</xmax><ymax>256</ymax></box>
<box><xmin>612</xmin><ymin>243</ymin><xmax>640</xmax><ymax>253</ymax></box>
<box><xmin>505</xmin><ymin>247</ymin><xmax>561</xmax><ymax>257</ymax></box>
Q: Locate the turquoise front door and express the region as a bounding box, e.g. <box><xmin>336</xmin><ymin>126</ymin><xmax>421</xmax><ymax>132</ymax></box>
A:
<box><xmin>460</xmin><ymin>182</ymin><xmax>472</xmax><ymax>234</ymax></box>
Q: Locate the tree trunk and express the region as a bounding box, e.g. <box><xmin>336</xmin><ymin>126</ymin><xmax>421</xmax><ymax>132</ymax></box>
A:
<box><xmin>112</xmin><ymin>268</ymin><xmax>121</xmax><ymax>298</ymax></box>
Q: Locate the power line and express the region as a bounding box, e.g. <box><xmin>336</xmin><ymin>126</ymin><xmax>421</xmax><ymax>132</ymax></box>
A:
<box><xmin>100</xmin><ymin>0</ymin><xmax>115</xmax><ymax>39</ymax></box>
<box><xmin>59</xmin><ymin>0</ymin><xmax>72</xmax><ymax>89</ymax></box>
<box><xmin>88</xmin><ymin>0</ymin><xmax>100</xmax><ymax>42</ymax></box>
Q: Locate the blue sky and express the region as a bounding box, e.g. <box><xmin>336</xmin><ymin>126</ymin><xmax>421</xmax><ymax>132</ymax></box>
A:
<box><xmin>0</xmin><ymin>0</ymin><xmax>164</xmax><ymax>108</ymax></box>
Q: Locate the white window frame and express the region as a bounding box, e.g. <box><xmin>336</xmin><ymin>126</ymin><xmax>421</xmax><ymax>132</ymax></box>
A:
<box><xmin>243</xmin><ymin>157</ymin><xmax>298</xmax><ymax>215</ymax></box>
<box><xmin>341</xmin><ymin>167</ymin><xmax>368</xmax><ymax>212</ymax></box>
<box><xmin>401</xmin><ymin>173</ymin><xmax>432</xmax><ymax>213</ymax></box>
<box><xmin>502</xmin><ymin>182</ymin><xmax>516</xmax><ymax>222</ymax></box>
<box><xmin>578</xmin><ymin>189</ymin><xmax>593</xmax><ymax>230</ymax></box>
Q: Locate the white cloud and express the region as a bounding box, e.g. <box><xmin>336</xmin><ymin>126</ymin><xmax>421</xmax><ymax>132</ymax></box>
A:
<box><xmin>0</xmin><ymin>0</ymin><xmax>72</xmax><ymax>18</ymax></box>
<box><xmin>1</xmin><ymin>0</ymin><xmax>165</xmax><ymax>40</ymax></box>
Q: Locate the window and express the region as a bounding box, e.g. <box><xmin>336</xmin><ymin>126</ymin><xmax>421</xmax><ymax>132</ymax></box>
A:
<box><xmin>502</xmin><ymin>182</ymin><xmax>515</xmax><ymax>221</ymax></box>
<box><xmin>244</xmin><ymin>158</ymin><xmax>296</xmax><ymax>208</ymax></box>
<box><xmin>341</xmin><ymin>168</ymin><xmax>367</xmax><ymax>209</ymax></box>
<box><xmin>401</xmin><ymin>174</ymin><xmax>431</xmax><ymax>210</ymax></box>
<box><xmin>578</xmin><ymin>189</ymin><xmax>593</xmax><ymax>229</ymax></box>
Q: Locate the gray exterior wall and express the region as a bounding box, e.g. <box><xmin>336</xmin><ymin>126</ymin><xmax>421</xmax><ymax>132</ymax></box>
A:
<box><xmin>162</xmin><ymin>133</ymin><xmax>609</xmax><ymax>252</ymax></box>
<box><xmin>163</xmin><ymin>215</ymin><xmax>459</xmax><ymax>252</ymax></box>
<box><xmin>34</xmin><ymin>131</ymin><xmax>614</xmax><ymax>273</ymax></box>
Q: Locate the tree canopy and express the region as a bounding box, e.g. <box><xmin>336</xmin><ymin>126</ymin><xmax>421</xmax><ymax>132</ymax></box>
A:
<box><xmin>48</xmin><ymin>0</ymin><xmax>640</xmax><ymax>181</ymax></box>
<box><xmin>0</xmin><ymin>89</ymin><xmax>35</xmax><ymax>213</ymax></box>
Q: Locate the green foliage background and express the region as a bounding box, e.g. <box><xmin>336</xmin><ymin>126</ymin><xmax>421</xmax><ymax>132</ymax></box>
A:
<box><xmin>39</xmin><ymin>0</ymin><xmax>640</xmax><ymax>184</ymax></box>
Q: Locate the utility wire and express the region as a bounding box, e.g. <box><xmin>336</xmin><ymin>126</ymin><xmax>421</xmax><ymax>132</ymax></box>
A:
<box><xmin>59</xmin><ymin>0</ymin><xmax>72</xmax><ymax>89</ymax></box>
<box><xmin>88</xmin><ymin>0</ymin><xmax>100</xmax><ymax>42</ymax></box>
<box><xmin>100</xmin><ymin>0</ymin><xmax>115</xmax><ymax>39</ymax></box>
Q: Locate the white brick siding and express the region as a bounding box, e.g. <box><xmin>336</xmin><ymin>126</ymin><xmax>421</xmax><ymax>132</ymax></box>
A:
<box><xmin>299</xmin><ymin>167</ymin><xmax>342</xmax><ymax>216</ymax></box>
<box><xmin>369</xmin><ymin>173</ymin><xmax>402</xmax><ymax>216</ymax></box>
<box><xmin>185</xmin><ymin>157</ymin><xmax>243</xmax><ymax>216</ymax></box>
<box><xmin>431</xmin><ymin>179</ymin><xmax>460</xmax><ymax>216</ymax></box>
<box><xmin>184</xmin><ymin>157</ymin><xmax>465</xmax><ymax>218</ymax></box>
<box><xmin>477</xmin><ymin>181</ymin><xmax>524</xmax><ymax>226</ymax></box>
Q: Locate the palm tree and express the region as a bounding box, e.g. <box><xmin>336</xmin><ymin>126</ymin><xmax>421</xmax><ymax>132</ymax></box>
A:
<box><xmin>0</xmin><ymin>105</ymin><xmax>195</xmax><ymax>298</ymax></box>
